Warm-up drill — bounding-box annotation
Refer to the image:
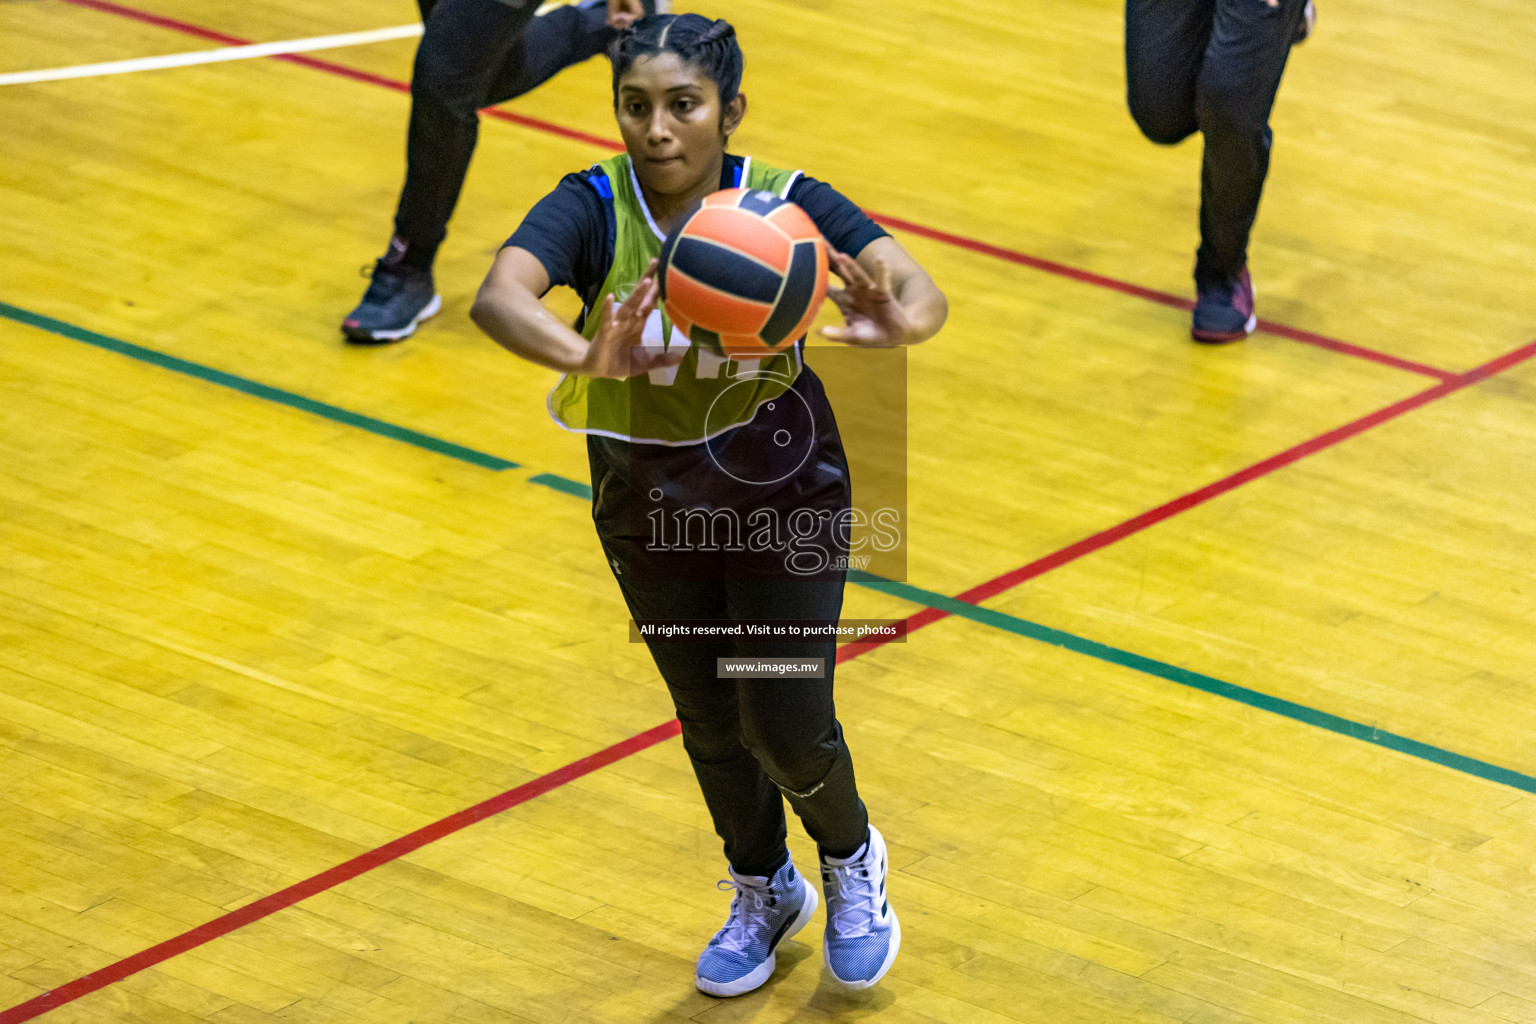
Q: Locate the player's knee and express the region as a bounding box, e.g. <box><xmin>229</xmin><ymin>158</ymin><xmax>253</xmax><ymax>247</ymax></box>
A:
<box><xmin>410</xmin><ymin>48</ymin><xmax>482</xmax><ymax>118</ymax></box>
<box><xmin>1195</xmin><ymin>76</ymin><xmax>1267</xmax><ymax>140</ymax></box>
<box><xmin>759</xmin><ymin>750</ymin><xmax>831</xmax><ymax>797</ymax></box>
<box><xmin>1128</xmin><ymin>93</ymin><xmax>1196</xmax><ymax>146</ymax></box>
<box><xmin>743</xmin><ymin>727</ymin><xmax>835</xmax><ymax>795</ymax></box>
<box><xmin>676</xmin><ymin>708</ymin><xmax>749</xmax><ymax>765</ymax></box>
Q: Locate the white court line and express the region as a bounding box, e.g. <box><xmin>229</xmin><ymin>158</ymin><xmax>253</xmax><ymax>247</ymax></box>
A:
<box><xmin>0</xmin><ymin>23</ymin><xmax>423</xmax><ymax>86</ymax></box>
<box><xmin>0</xmin><ymin>1</ymin><xmax>588</xmax><ymax>87</ymax></box>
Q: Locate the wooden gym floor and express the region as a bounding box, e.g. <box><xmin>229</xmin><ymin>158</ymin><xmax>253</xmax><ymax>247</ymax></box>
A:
<box><xmin>3</xmin><ymin>0</ymin><xmax>1536</xmax><ymax>1021</ymax></box>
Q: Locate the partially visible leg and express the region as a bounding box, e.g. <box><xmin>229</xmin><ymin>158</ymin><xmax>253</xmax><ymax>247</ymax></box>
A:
<box><xmin>1193</xmin><ymin>0</ymin><xmax>1310</xmax><ymax>283</ymax></box>
<box><xmin>393</xmin><ymin>0</ymin><xmax>539</xmax><ymax>271</ymax></box>
<box><xmin>661</xmin><ymin>641</ymin><xmax>793</xmax><ymax>881</ymax></box>
<box><xmin>484</xmin><ymin>0</ymin><xmax>617</xmax><ymax>107</ymax></box>
<box><xmin>1124</xmin><ymin>0</ymin><xmax>1212</xmax><ymax>145</ymax></box>
<box><xmin>726</xmin><ymin>578</ymin><xmax>868</xmax><ymax>862</ymax></box>
<box><xmin>344</xmin><ymin>0</ymin><xmax>539</xmax><ymax>342</ymax></box>
<box><xmin>718</xmin><ymin>431</ymin><xmax>896</xmax><ymax>990</ymax></box>
<box><xmin>598</xmin><ymin>561</ymin><xmax>814</xmax><ymax>999</ymax></box>
<box><xmin>636</xmin><ymin>594</ymin><xmax>793</xmax><ymax>875</ymax></box>
<box><xmin>718</xmin><ymin>379</ymin><xmax>865</xmax><ymax>861</ymax></box>
<box><xmin>591</xmin><ymin>433</ymin><xmax>819</xmax><ymax>999</ymax></box>
<box><xmin>589</xmin><ymin>440</ymin><xmax>792</xmax><ymax>880</ymax></box>
<box><xmin>724</xmin><ymin>573</ymin><xmax>895</xmax><ymax>992</ymax></box>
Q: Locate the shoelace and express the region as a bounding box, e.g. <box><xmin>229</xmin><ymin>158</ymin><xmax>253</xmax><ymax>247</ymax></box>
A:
<box><xmin>358</xmin><ymin>260</ymin><xmax>396</xmax><ymax>303</ymax></box>
<box><xmin>359</xmin><ymin>259</ymin><xmax>428</xmax><ymax>301</ymax></box>
<box><xmin>713</xmin><ymin>878</ymin><xmax>777</xmax><ymax>955</ymax></box>
<box><xmin>822</xmin><ymin>858</ymin><xmax>880</xmax><ymax>939</ymax></box>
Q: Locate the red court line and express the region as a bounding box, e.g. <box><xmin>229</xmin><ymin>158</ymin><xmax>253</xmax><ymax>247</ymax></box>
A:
<box><xmin>837</xmin><ymin>337</ymin><xmax>1536</xmax><ymax>663</ymax></box>
<box><xmin>53</xmin><ymin>0</ymin><xmax>1453</xmax><ymax>383</ymax></box>
<box><xmin>280</xmin><ymin>49</ymin><xmax>626</xmax><ymax>150</ymax></box>
<box><xmin>0</xmin><ymin>720</ymin><xmax>682</xmax><ymax>1024</ymax></box>
<box><xmin>54</xmin><ymin>0</ymin><xmax>627</xmax><ymax>150</ymax></box>
<box><xmin>58</xmin><ymin>0</ymin><xmax>242</xmax><ymax>45</ymax></box>
<box><xmin>868</xmin><ymin>213</ymin><xmax>1459</xmax><ymax>383</ymax></box>
<box><xmin>7</xmin><ymin>344</ymin><xmax>1531</xmax><ymax>1024</ymax></box>
<box><xmin>6</xmin><ymin>7</ymin><xmax>1512</xmax><ymax>1016</ymax></box>
<box><xmin>1251</xmin><ymin>318</ymin><xmax>1456</xmax><ymax>382</ymax></box>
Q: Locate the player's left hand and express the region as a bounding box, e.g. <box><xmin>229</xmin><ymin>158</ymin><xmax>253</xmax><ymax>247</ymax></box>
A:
<box><xmin>607</xmin><ymin>0</ymin><xmax>645</xmax><ymax>29</ymax></box>
<box><xmin>819</xmin><ymin>250</ymin><xmax>915</xmax><ymax>348</ymax></box>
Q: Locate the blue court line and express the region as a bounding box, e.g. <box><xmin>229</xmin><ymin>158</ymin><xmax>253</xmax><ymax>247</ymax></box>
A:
<box><xmin>10</xmin><ymin>298</ymin><xmax>1533</xmax><ymax>797</ymax></box>
<box><xmin>0</xmin><ymin>301</ymin><xmax>518</xmax><ymax>472</ymax></box>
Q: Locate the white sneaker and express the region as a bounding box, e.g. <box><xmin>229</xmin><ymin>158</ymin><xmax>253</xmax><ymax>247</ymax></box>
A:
<box><xmin>695</xmin><ymin>859</ymin><xmax>818</xmax><ymax>997</ymax></box>
<box><xmin>820</xmin><ymin>824</ymin><xmax>900</xmax><ymax>989</ymax></box>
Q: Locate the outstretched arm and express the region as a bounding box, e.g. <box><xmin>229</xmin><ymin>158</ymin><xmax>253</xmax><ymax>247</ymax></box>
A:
<box><xmin>470</xmin><ymin>248</ymin><xmax>681</xmax><ymax>379</ymax></box>
<box><xmin>820</xmin><ymin>236</ymin><xmax>948</xmax><ymax>348</ymax></box>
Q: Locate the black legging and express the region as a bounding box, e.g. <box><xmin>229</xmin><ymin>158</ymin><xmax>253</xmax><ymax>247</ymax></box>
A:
<box><xmin>587</xmin><ymin>368</ymin><xmax>871</xmax><ymax>877</ymax></box>
<box><xmin>608</xmin><ymin>574</ymin><xmax>868</xmax><ymax>878</ymax></box>
<box><xmin>395</xmin><ymin>0</ymin><xmax>616</xmax><ymax>271</ymax></box>
<box><xmin>1125</xmin><ymin>0</ymin><xmax>1309</xmax><ymax>282</ymax></box>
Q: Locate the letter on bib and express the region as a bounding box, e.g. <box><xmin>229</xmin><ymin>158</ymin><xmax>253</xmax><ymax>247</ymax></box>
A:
<box><xmin>644</xmin><ymin>310</ymin><xmax>689</xmax><ymax>386</ymax></box>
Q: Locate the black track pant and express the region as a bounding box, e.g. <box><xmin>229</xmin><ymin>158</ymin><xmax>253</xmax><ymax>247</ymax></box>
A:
<box><xmin>605</xmin><ymin>573</ymin><xmax>869</xmax><ymax>877</ymax></box>
<box><xmin>395</xmin><ymin>0</ymin><xmax>615</xmax><ymax>270</ymax></box>
<box><xmin>1125</xmin><ymin>0</ymin><xmax>1309</xmax><ymax>282</ymax></box>
<box><xmin>587</xmin><ymin>369</ymin><xmax>871</xmax><ymax>877</ymax></box>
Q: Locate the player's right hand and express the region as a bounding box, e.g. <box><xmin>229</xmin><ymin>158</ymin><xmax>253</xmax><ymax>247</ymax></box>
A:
<box><xmin>580</xmin><ymin>261</ymin><xmax>682</xmax><ymax>379</ymax></box>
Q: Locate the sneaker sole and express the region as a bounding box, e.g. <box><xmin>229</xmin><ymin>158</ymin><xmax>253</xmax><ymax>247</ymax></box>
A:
<box><xmin>343</xmin><ymin>293</ymin><xmax>442</xmax><ymax>345</ymax></box>
<box><xmin>824</xmin><ymin>909</ymin><xmax>901</xmax><ymax>990</ymax></box>
<box><xmin>1191</xmin><ymin>310</ymin><xmax>1257</xmax><ymax>344</ymax></box>
<box><xmin>696</xmin><ymin>876</ymin><xmax>819</xmax><ymax>998</ymax></box>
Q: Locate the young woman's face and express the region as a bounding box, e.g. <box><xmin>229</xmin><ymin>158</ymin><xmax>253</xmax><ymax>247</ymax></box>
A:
<box><xmin>616</xmin><ymin>52</ymin><xmax>744</xmax><ymax>197</ymax></box>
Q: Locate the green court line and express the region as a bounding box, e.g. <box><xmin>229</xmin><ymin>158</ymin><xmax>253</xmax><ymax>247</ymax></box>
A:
<box><xmin>529</xmin><ymin>473</ymin><xmax>591</xmax><ymax>500</ymax></box>
<box><xmin>12</xmin><ymin>297</ymin><xmax>1533</xmax><ymax>797</ymax></box>
<box><xmin>849</xmin><ymin>571</ymin><xmax>1536</xmax><ymax>796</ymax></box>
<box><xmin>0</xmin><ymin>300</ymin><xmax>518</xmax><ymax>472</ymax></box>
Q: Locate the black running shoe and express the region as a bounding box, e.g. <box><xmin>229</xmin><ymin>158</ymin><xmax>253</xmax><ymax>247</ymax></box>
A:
<box><xmin>1191</xmin><ymin>266</ymin><xmax>1257</xmax><ymax>344</ymax></box>
<box><xmin>342</xmin><ymin>259</ymin><xmax>440</xmax><ymax>344</ymax></box>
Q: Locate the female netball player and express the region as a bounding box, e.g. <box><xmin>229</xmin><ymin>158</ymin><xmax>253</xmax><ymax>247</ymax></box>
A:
<box><xmin>470</xmin><ymin>13</ymin><xmax>946</xmax><ymax>997</ymax></box>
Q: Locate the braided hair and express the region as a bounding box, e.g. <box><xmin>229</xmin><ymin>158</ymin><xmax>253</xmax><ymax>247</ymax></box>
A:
<box><xmin>610</xmin><ymin>14</ymin><xmax>743</xmax><ymax>110</ymax></box>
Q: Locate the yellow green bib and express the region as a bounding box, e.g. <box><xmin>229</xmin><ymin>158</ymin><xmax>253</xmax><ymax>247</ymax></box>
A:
<box><xmin>547</xmin><ymin>154</ymin><xmax>805</xmax><ymax>445</ymax></box>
